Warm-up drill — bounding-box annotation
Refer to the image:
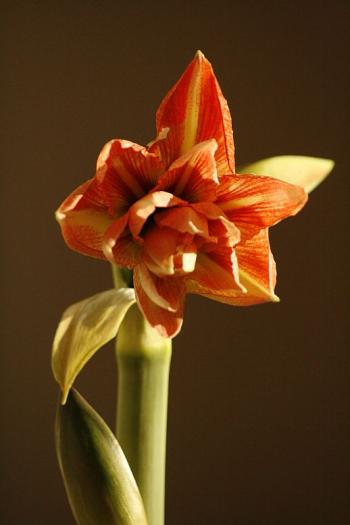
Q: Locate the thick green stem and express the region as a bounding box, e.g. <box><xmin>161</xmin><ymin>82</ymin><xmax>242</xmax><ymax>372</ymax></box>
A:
<box><xmin>116</xmin><ymin>304</ymin><xmax>172</xmax><ymax>525</ymax></box>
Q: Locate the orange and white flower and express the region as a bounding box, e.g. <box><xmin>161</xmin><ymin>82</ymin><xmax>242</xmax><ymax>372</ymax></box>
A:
<box><xmin>56</xmin><ymin>51</ymin><xmax>332</xmax><ymax>337</ymax></box>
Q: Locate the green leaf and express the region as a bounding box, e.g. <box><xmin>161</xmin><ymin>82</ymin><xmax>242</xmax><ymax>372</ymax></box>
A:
<box><xmin>52</xmin><ymin>288</ymin><xmax>136</xmax><ymax>403</ymax></box>
<box><xmin>240</xmin><ymin>155</ymin><xmax>334</xmax><ymax>193</ymax></box>
<box><xmin>56</xmin><ymin>389</ymin><xmax>148</xmax><ymax>525</ymax></box>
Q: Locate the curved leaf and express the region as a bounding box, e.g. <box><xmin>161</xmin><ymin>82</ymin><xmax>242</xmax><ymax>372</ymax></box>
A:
<box><xmin>56</xmin><ymin>389</ymin><xmax>148</xmax><ymax>525</ymax></box>
<box><xmin>52</xmin><ymin>288</ymin><xmax>136</xmax><ymax>403</ymax></box>
<box><xmin>240</xmin><ymin>155</ymin><xmax>334</xmax><ymax>193</ymax></box>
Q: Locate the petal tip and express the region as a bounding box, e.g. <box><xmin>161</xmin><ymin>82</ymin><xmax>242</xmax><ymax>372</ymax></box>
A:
<box><xmin>55</xmin><ymin>208</ymin><xmax>65</xmax><ymax>222</ymax></box>
<box><xmin>195</xmin><ymin>50</ymin><xmax>205</xmax><ymax>60</ymax></box>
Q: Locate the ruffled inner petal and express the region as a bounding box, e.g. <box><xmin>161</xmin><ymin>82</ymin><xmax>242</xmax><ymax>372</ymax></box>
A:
<box><xmin>143</xmin><ymin>225</ymin><xmax>197</xmax><ymax>277</ymax></box>
<box><xmin>154</xmin><ymin>140</ymin><xmax>219</xmax><ymax>202</ymax></box>
<box><xmin>155</xmin><ymin>207</ymin><xmax>209</xmax><ymax>236</ymax></box>
<box><xmin>191</xmin><ymin>229</ymin><xmax>279</xmax><ymax>306</ymax></box>
<box><xmin>102</xmin><ymin>214</ymin><xmax>142</xmax><ymax>268</ymax></box>
<box><xmin>134</xmin><ymin>266</ymin><xmax>184</xmax><ymax>338</ymax></box>
<box><xmin>134</xmin><ymin>264</ymin><xmax>185</xmax><ymax>312</ymax></box>
<box><xmin>94</xmin><ymin>139</ymin><xmax>166</xmax><ymax>215</ymax></box>
<box><xmin>128</xmin><ymin>191</ymin><xmax>185</xmax><ymax>239</ymax></box>
<box><xmin>187</xmin><ymin>246</ymin><xmax>244</xmax><ymax>295</ymax></box>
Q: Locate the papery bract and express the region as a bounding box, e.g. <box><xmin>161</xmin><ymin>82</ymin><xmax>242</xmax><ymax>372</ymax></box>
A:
<box><xmin>56</xmin><ymin>51</ymin><xmax>332</xmax><ymax>338</ymax></box>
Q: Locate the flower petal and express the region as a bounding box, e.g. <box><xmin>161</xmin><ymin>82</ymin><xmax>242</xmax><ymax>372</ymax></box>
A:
<box><xmin>143</xmin><ymin>221</ymin><xmax>199</xmax><ymax>277</ymax></box>
<box><xmin>96</xmin><ymin>139</ymin><xmax>165</xmax><ymax>207</ymax></box>
<box><xmin>156</xmin><ymin>51</ymin><xmax>235</xmax><ymax>175</ymax></box>
<box><xmin>134</xmin><ymin>272</ymin><xmax>184</xmax><ymax>339</ymax></box>
<box><xmin>187</xmin><ymin>246</ymin><xmax>244</xmax><ymax>295</ymax></box>
<box><xmin>155</xmin><ymin>206</ymin><xmax>209</xmax><ymax>236</ymax></box>
<box><xmin>206</xmin><ymin>216</ymin><xmax>241</xmax><ymax>248</ymax></box>
<box><xmin>103</xmin><ymin>214</ymin><xmax>142</xmax><ymax>268</ymax></box>
<box><xmin>239</xmin><ymin>156</ymin><xmax>334</xmax><ymax>194</ymax></box>
<box><xmin>107</xmin><ymin>234</ymin><xmax>142</xmax><ymax>269</ymax></box>
<box><xmin>154</xmin><ymin>140</ymin><xmax>218</xmax><ymax>202</ymax></box>
<box><xmin>216</xmin><ymin>174</ymin><xmax>307</xmax><ymax>238</ymax></box>
<box><xmin>128</xmin><ymin>191</ymin><xmax>185</xmax><ymax>238</ymax></box>
<box><xmin>143</xmin><ymin>225</ymin><xmax>180</xmax><ymax>276</ymax></box>
<box><xmin>56</xmin><ymin>181</ymin><xmax>113</xmax><ymax>259</ymax></box>
<box><xmin>236</xmin><ymin>229</ymin><xmax>278</xmax><ymax>303</ymax></box>
<box><xmin>195</xmin><ymin>229</ymin><xmax>279</xmax><ymax>306</ymax></box>
<box><xmin>134</xmin><ymin>264</ymin><xmax>185</xmax><ymax>312</ymax></box>
<box><xmin>52</xmin><ymin>288</ymin><xmax>136</xmax><ymax>403</ymax></box>
<box><xmin>191</xmin><ymin>201</ymin><xmax>227</xmax><ymax>220</ymax></box>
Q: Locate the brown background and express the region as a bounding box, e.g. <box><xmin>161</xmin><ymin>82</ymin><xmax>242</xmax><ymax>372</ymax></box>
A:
<box><xmin>1</xmin><ymin>1</ymin><xmax>349</xmax><ymax>524</ymax></box>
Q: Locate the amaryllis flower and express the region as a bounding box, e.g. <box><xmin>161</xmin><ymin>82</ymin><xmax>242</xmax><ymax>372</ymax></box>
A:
<box><xmin>56</xmin><ymin>51</ymin><xmax>327</xmax><ymax>338</ymax></box>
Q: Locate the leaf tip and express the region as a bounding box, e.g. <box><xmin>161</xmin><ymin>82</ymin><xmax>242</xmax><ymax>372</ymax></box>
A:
<box><xmin>61</xmin><ymin>387</ymin><xmax>69</xmax><ymax>405</ymax></box>
<box><xmin>323</xmin><ymin>157</ymin><xmax>335</xmax><ymax>173</ymax></box>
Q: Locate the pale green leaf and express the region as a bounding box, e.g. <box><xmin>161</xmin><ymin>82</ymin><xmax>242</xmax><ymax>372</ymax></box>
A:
<box><xmin>52</xmin><ymin>288</ymin><xmax>136</xmax><ymax>403</ymax></box>
<box><xmin>240</xmin><ymin>155</ymin><xmax>334</xmax><ymax>193</ymax></box>
<box><xmin>56</xmin><ymin>389</ymin><xmax>148</xmax><ymax>525</ymax></box>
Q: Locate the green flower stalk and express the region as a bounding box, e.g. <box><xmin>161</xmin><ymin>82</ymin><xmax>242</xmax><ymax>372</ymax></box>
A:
<box><xmin>116</xmin><ymin>304</ymin><xmax>172</xmax><ymax>525</ymax></box>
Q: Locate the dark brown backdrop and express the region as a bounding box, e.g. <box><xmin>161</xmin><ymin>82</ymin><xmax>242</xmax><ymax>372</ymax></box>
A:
<box><xmin>1</xmin><ymin>1</ymin><xmax>349</xmax><ymax>524</ymax></box>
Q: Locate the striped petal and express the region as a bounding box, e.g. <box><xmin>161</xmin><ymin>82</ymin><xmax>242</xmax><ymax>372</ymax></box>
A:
<box><xmin>56</xmin><ymin>181</ymin><xmax>113</xmax><ymax>259</ymax></box>
<box><xmin>156</xmin><ymin>51</ymin><xmax>235</xmax><ymax>175</ymax></box>
<box><xmin>191</xmin><ymin>201</ymin><xmax>228</xmax><ymax>220</ymax></box>
<box><xmin>190</xmin><ymin>202</ymin><xmax>242</xmax><ymax>247</ymax></box>
<box><xmin>109</xmin><ymin>234</ymin><xmax>142</xmax><ymax>269</ymax></box>
<box><xmin>195</xmin><ymin>229</ymin><xmax>279</xmax><ymax>306</ymax></box>
<box><xmin>95</xmin><ymin>139</ymin><xmax>165</xmax><ymax>212</ymax></box>
<box><xmin>154</xmin><ymin>140</ymin><xmax>218</xmax><ymax>202</ymax></box>
<box><xmin>134</xmin><ymin>267</ymin><xmax>184</xmax><ymax>338</ymax></box>
<box><xmin>239</xmin><ymin>156</ymin><xmax>334</xmax><ymax>194</ymax></box>
<box><xmin>143</xmin><ymin>225</ymin><xmax>197</xmax><ymax>277</ymax></box>
<box><xmin>143</xmin><ymin>226</ymin><xmax>180</xmax><ymax>275</ymax></box>
<box><xmin>216</xmin><ymin>174</ymin><xmax>307</xmax><ymax>239</ymax></box>
<box><xmin>134</xmin><ymin>264</ymin><xmax>185</xmax><ymax>312</ymax></box>
<box><xmin>155</xmin><ymin>206</ymin><xmax>209</xmax><ymax>236</ymax></box>
<box><xmin>187</xmin><ymin>246</ymin><xmax>244</xmax><ymax>295</ymax></box>
<box><xmin>103</xmin><ymin>214</ymin><xmax>142</xmax><ymax>268</ymax></box>
<box><xmin>207</xmin><ymin>216</ymin><xmax>241</xmax><ymax>248</ymax></box>
<box><xmin>236</xmin><ymin>229</ymin><xmax>278</xmax><ymax>304</ymax></box>
<box><xmin>128</xmin><ymin>191</ymin><xmax>185</xmax><ymax>239</ymax></box>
